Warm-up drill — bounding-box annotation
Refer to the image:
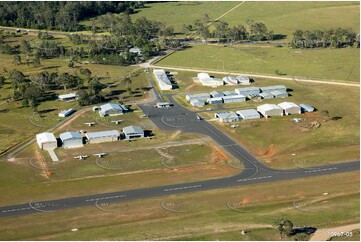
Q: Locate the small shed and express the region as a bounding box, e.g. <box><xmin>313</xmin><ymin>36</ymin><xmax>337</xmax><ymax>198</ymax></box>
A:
<box><xmin>236</xmin><ymin>109</ymin><xmax>261</xmax><ymax>120</ymax></box>
<box><xmin>223</xmin><ymin>91</ymin><xmax>237</xmax><ymax>96</ymax></box>
<box><xmin>58</xmin><ymin>93</ymin><xmax>79</xmax><ymax>102</ymax></box>
<box><xmin>210</xmin><ymin>91</ymin><xmax>224</xmax><ymax>98</ymax></box>
<box><xmin>271</xmin><ymin>90</ymin><xmax>288</xmax><ymax>98</ymax></box>
<box><xmin>36</xmin><ymin>132</ymin><xmax>57</xmax><ymax>149</ymax></box>
<box><xmin>222</xmin><ymin>95</ymin><xmax>246</xmax><ymax>103</ymax></box>
<box><xmin>60</xmin><ymin>131</ymin><xmax>83</xmax><ymax>148</ymax></box>
<box><xmin>300</xmin><ymin>103</ymin><xmax>315</xmax><ymax>113</ymax></box>
<box><xmin>190</xmin><ymin>98</ymin><xmax>205</xmax><ymax>107</ymax></box>
<box><xmin>207</xmin><ymin>97</ymin><xmax>223</xmax><ymax>105</ymax></box>
<box><xmin>223</xmin><ymin>76</ymin><xmax>238</xmax><ymax>85</ymax></box>
<box><xmin>259</xmin><ymin>92</ymin><xmax>274</xmax><ymax>99</ymax></box>
<box><xmin>58</xmin><ymin>108</ymin><xmax>74</xmax><ymax>117</ymax></box>
<box><xmin>278</xmin><ymin>102</ymin><xmax>301</xmax><ymax>115</ymax></box>
<box><xmin>215</xmin><ymin>112</ymin><xmax>240</xmax><ymax>122</ymax></box>
<box><xmin>99</xmin><ymin>103</ymin><xmax>128</xmax><ymax>117</ymax></box>
<box><xmin>123</xmin><ymin>125</ymin><xmax>144</xmax><ymax>139</ymax></box>
<box><xmin>235</xmin><ymin>87</ymin><xmax>260</xmax><ymax>97</ymax></box>
<box><xmin>236</xmin><ymin>76</ymin><xmax>251</xmax><ymax>85</ymax></box>
<box><xmin>86</xmin><ymin>130</ymin><xmax>120</xmax><ymax>144</ymax></box>
<box><xmin>260</xmin><ymin>85</ymin><xmax>287</xmax><ymax>93</ymax></box>
<box><xmin>257</xmin><ymin>104</ymin><xmax>283</xmax><ymax>118</ymax></box>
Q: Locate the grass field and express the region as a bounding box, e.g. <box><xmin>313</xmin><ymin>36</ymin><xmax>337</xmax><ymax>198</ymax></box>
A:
<box><xmin>156</xmin><ymin>45</ymin><xmax>360</xmax><ymax>82</ymax></box>
<box><xmin>0</xmin><ymin>171</ymin><xmax>358</xmax><ymax>240</ymax></box>
<box><xmin>125</xmin><ymin>1</ymin><xmax>359</xmax><ymax>38</ymax></box>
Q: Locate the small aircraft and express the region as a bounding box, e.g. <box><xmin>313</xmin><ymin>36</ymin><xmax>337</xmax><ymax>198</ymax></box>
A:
<box><xmin>93</xmin><ymin>153</ymin><xmax>106</xmax><ymax>158</ymax></box>
<box><xmin>111</xmin><ymin>120</ymin><xmax>122</xmax><ymax>124</ymax></box>
<box><xmin>231</xmin><ymin>124</ymin><xmax>239</xmax><ymax>128</ymax></box>
<box><xmin>84</xmin><ymin>122</ymin><xmax>95</xmax><ymax>126</ymax></box>
<box><xmin>74</xmin><ymin>155</ymin><xmax>88</xmax><ymax>160</ymax></box>
<box><xmin>196</xmin><ymin>115</ymin><xmax>202</xmax><ymax>120</ymax></box>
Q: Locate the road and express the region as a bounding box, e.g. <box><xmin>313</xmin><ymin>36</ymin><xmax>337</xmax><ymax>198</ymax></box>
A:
<box><xmin>0</xmin><ymin>93</ymin><xmax>359</xmax><ymax>217</ymax></box>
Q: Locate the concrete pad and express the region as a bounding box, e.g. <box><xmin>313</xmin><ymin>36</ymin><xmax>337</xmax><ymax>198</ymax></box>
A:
<box><xmin>45</xmin><ymin>148</ymin><xmax>59</xmax><ymax>162</ymax></box>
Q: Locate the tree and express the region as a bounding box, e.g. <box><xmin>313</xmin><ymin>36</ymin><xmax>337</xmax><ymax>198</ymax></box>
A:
<box><xmin>13</xmin><ymin>55</ymin><xmax>21</xmax><ymax>65</ymax></box>
<box><xmin>68</xmin><ymin>59</ymin><xmax>74</xmax><ymax>68</ymax></box>
<box><xmin>293</xmin><ymin>233</ymin><xmax>309</xmax><ymax>241</ymax></box>
<box><xmin>33</xmin><ymin>56</ymin><xmax>41</xmax><ymax>67</ymax></box>
<box><xmin>273</xmin><ymin>218</ymin><xmax>294</xmax><ymax>238</ymax></box>
<box><xmin>0</xmin><ymin>75</ymin><xmax>5</xmax><ymax>88</ymax></box>
<box><xmin>21</xmin><ymin>98</ymin><xmax>29</xmax><ymax>107</ymax></box>
<box><xmin>122</xmin><ymin>77</ymin><xmax>132</xmax><ymax>89</ymax></box>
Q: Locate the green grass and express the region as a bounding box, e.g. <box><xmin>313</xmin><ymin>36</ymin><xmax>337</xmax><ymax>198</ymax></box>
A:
<box><xmin>0</xmin><ymin>171</ymin><xmax>358</xmax><ymax>240</ymax></box>
<box><xmin>157</xmin><ymin>45</ymin><xmax>360</xmax><ymax>82</ymax></box>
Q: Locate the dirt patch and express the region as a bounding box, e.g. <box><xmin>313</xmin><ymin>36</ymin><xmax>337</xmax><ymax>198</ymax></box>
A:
<box><xmin>34</xmin><ymin>148</ymin><xmax>50</xmax><ymax>179</ymax></box>
<box><xmin>170</xmin><ymin>130</ymin><xmax>181</xmax><ymax>140</ymax></box>
<box><xmin>263</xmin><ymin>144</ymin><xmax>275</xmax><ymax>157</ymax></box>
<box><xmin>210</xmin><ymin>143</ymin><xmax>228</xmax><ymax>162</ymax></box>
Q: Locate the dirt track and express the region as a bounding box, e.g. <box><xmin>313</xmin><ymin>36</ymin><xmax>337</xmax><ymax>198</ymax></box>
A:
<box><xmin>310</xmin><ymin>223</ymin><xmax>360</xmax><ymax>241</ymax></box>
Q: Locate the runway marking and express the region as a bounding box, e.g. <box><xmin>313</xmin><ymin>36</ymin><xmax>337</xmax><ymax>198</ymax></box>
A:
<box><xmin>237</xmin><ymin>176</ymin><xmax>272</xmax><ymax>182</ymax></box>
<box><xmin>304</xmin><ymin>167</ymin><xmax>337</xmax><ymax>173</ymax></box>
<box><xmin>85</xmin><ymin>195</ymin><xmax>126</xmax><ymax>202</ymax></box>
<box><xmin>164</xmin><ymin>185</ymin><xmax>202</xmax><ymax>192</ymax></box>
<box><xmin>1</xmin><ymin>207</ymin><xmax>31</xmax><ymax>213</ymax></box>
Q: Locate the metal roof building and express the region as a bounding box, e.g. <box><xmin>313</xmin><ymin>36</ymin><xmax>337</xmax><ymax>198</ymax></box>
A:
<box><xmin>299</xmin><ymin>103</ymin><xmax>315</xmax><ymax>113</ymax></box>
<box><xmin>99</xmin><ymin>103</ymin><xmax>128</xmax><ymax>117</ymax></box>
<box><xmin>123</xmin><ymin>125</ymin><xmax>144</xmax><ymax>139</ymax></box>
<box><xmin>235</xmin><ymin>87</ymin><xmax>260</xmax><ymax>97</ymax></box>
<box><xmin>215</xmin><ymin>112</ymin><xmax>240</xmax><ymax>123</ymax></box>
<box><xmin>210</xmin><ymin>91</ymin><xmax>224</xmax><ymax>98</ymax></box>
<box><xmin>223</xmin><ymin>76</ymin><xmax>238</xmax><ymax>85</ymax></box>
<box><xmin>197</xmin><ymin>73</ymin><xmax>223</xmax><ymax>87</ymax></box>
<box><xmin>36</xmin><ymin>132</ymin><xmax>57</xmax><ymax>149</ymax></box>
<box><xmin>60</xmin><ymin>131</ymin><xmax>83</xmax><ymax>148</ymax></box>
<box><xmin>278</xmin><ymin>102</ymin><xmax>301</xmax><ymax>115</ymax></box>
<box><xmin>190</xmin><ymin>98</ymin><xmax>205</xmax><ymax>107</ymax></box>
<box><xmin>58</xmin><ymin>108</ymin><xmax>74</xmax><ymax>117</ymax></box>
<box><xmin>260</xmin><ymin>85</ymin><xmax>287</xmax><ymax>93</ymax></box>
<box><xmin>271</xmin><ymin>90</ymin><xmax>288</xmax><ymax>98</ymax></box>
<box><xmin>236</xmin><ymin>76</ymin><xmax>251</xmax><ymax>85</ymax></box>
<box><xmin>58</xmin><ymin>93</ymin><xmax>79</xmax><ymax>102</ymax></box>
<box><xmin>185</xmin><ymin>93</ymin><xmax>210</xmax><ymax>101</ymax></box>
<box><xmin>222</xmin><ymin>95</ymin><xmax>246</xmax><ymax>103</ymax></box>
<box><xmin>86</xmin><ymin>130</ymin><xmax>120</xmax><ymax>144</ymax></box>
<box><xmin>257</xmin><ymin>104</ymin><xmax>283</xmax><ymax>118</ymax></box>
<box><xmin>153</xmin><ymin>69</ymin><xmax>173</xmax><ymax>90</ymax></box>
<box><xmin>259</xmin><ymin>92</ymin><xmax>274</xmax><ymax>99</ymax></box>
<box><xmin>207</xmin><ymin>97</ymin><xmax>223</xmax><ymax>104</ymax></box>
<box><xmin>223</xmin><ymin>91</ymin><xmax>237</xmax><ymax>96</ymax></box>
<box><xmin>236</xmin><ymin>109</ymin><xmax>261</xmax><ymax>120</ymax></box>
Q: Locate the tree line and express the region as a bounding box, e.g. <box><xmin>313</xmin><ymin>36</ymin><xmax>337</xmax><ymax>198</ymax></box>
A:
<box><xmin>0</xmin><ymin>1</ymin><xmax>144</xmax><ymax>31</ymax></box>
<box><xmin>290</xmin><ymin>28</ymin><xmax>359</xmax><ymax>48</ymax></box>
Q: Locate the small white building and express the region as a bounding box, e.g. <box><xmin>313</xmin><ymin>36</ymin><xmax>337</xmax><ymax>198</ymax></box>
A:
<box><xmin>58</xmin><ymin>93</ymin><xmax>79</xmax><ymax>102</ymax></box>
<box><xmin>236</xmin><ymin>76</ymin><xmax>251</xmax><ymax>85</ymax></box>
<box><xmin>235</xmin><ymin>87</ymin><xmax>260</xmax><ymax>97</ymax></box>
<box><xmin>215</xmin><ymin>112</ymin><xmax>240</xmax><ymax>123</ymax></box>
<box><xmin>222</xmin><ymin>95</ymin><xmax>246</xmax><ymax>103</ymax></box>
<box><xmin>60</xmin><ymin>131</ymin><xmax>83</xmax><ymax>148</ymax></box>
<box><xmin>58</xmin><ymin>108</ymin><xmax>74</xmax><ymax>117</ymax></box>
<box><xmin>299</xmin><ymin>103</ymin><xmax>315</xmax><ymax>113</ymax></box>
<box><xmin>271</xmin><ymin>90</ymin><xmax>288</xmax><ymax>98</ymax></box>
<box><xmin>197</xmin><ymin>73</ymin><xmax>223</xmax><ymax>87</ymax></box>
<box><xmin>260</xmin><ymin>85</ymin><xmax>287</xmax><ymax>93</ymax></box>
<box><xmin>153</xmin><ymin>69</ymin><xmax>173</xmax><ymax>90</ymax></box>
<box><xmin>259</xmin><ymin>92</ymin><xmax>274</xmax><ymax>99</ymax></box>
<box><xmin>278</xmin><ymin>102</ymin><xmax>301</xmax><ymax>115</ymax></box>
<box><xmin>223</xmin><ymin>91</ymin><xmax>237</xmax><ymax>96</ymax></box>
<box><xmin>36</xmin><ymin>132</ymin><xmax>57</xmax><ymax>149</ymax></box>
<box><xmin>223</xmin><ymin>76</ymin><xmax>238</xmax><ymax>85</ymax></box>
<box><xmin>98</xmin><ymin>103</ymin><xmax>128</xmax><ymax>117</ymax></box>
<box><xmin>210</xmin><ymin>91</ymin><xmax>224</xmax><ymax>98</ymax></box>
<box><xmin>86</xmin><ymin>130</ymin><xmax>120</xmax><ymax>144</ymax></box>
<box><xmin>207</xmin><ymin>97</ymin><xmax>223</xmax><ymax>104</ymax></box>
<box><xmin>257</xmin><ymin>104</ymin><xmax>283</xmax><ymax>118</ymax></box>
<box><xmin>236</xmin><ymin>109</ymin><xmax>261</xmax><ymax>120</ymax></box>
<box><xmin>190</xmin><ymin>98</ymin><xmax>205</xmax><ymax>107</ymax></box>
<box><xmin>123</xmin><ymin>125</ymin><xmax>144</xmax><ymax>139</ymax></box>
